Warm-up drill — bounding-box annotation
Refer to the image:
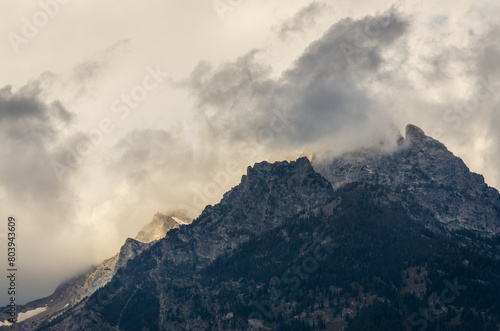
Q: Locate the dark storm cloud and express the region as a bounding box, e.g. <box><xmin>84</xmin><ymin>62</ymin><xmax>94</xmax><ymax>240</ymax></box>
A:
<box><xmin>0</xmin><ymin>85</ymin><xmax>47</xmax><ymax>121</ymax></box>
<box><xmin>278</xmin><ymin>2</ymin><xmax>330</xmax><ymax>40</ymax></box>
<box><xmin>0</xmin><ymin>80</ymin><xmax>73</xmax><ymax>199</ymax></box>
<box><xmin>186</xmin><ymin>8</ymin><xmax>409</xmax><ymax>153</ymax></box>
<box><xmin>287</xmin><ymin>8</ymin><xmax>409</xmax><ymax>80</ymax></box>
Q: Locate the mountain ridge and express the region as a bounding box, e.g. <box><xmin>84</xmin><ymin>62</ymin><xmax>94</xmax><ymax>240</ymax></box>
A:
<box><xmin>4</xmin><ymin>124</ymin><xmax>500</xmax><ymax>330</ymax></box>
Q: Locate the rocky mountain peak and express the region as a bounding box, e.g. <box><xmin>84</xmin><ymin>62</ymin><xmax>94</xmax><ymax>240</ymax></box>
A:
<box><xmin>135</xmin><ymin>212</ymin><xmax>188</xmax><ymax>243</ymax></box>
<box><xmin>244</xmin><ymin>157</ymin><xmax>311</xmax><ymax>179</ymax></box>
<box><xmin>404</xmin><ymin>123</ymin><xmax>447</xmax><ymax>152</ymax></box>
<box><xmin>219</xmin><ymin>157</ymin><xmax>333</xmax><ymax>220</ymax></box>
<box><xmin>405</xmin><ymin>124</ymin><xmax>426</xmax><ymax>141</ymax></box>
<box><xmin>313</xmin><ymin>124</ymin><xmax>500</xmax><ymax>236</ymax></box>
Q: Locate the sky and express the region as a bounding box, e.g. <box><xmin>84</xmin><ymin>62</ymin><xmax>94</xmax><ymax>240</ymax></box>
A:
<box><xmin>0</xmin><ymin>0</ymin><xmax>499</xmax><ymax>305</ymax></box>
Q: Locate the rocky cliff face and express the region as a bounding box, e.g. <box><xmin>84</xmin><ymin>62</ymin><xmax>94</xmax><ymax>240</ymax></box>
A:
<box><xmin>313</xmin><ymin>124</ymin><xmax>500</xmax><ymax>236</ymax></box>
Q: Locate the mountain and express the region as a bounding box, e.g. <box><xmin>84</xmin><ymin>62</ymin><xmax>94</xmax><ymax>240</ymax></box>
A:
<box><xmin>5</xmin><ymin>124</ymin><xmax>500</xmax><ymax>330</ymax></box>
<box><xmin>0</xmin><ymin>213</ymin><xmax>190</xmax><ymax>330</ymax></box>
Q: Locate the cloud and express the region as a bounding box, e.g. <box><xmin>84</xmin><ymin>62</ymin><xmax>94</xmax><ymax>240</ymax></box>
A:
<box><xmin>70</xmin><ymin>39</ymin><xmax>131</xmax><ymax>84</ymax></box>
<box><xmin>110</xmin><ymin>129</ymin><xmax>191</xmax><ymax>182</ymax></box>
<box><xmin>277</xmin><ymin>2</ymin><xmax>331</xmax><ymax>40</ymax></box>
<box><xmin>467</xmin><ymin>25</ymin><xmax>500</xmax><ymax>186</ymax></box>
<box><xmin>475</xmin><ymin>25</ymin><xmax>500</xmax><ymax>79</ymax></box>
<box><xmin>126</xmin><ymin>10</ymin><xmax>410</xmax><ymax>228</ymax></box>
<box><xmin>186</xmin><ymin>8</ymin><xmax>409</xmax><ymax>156</ymax></box>
<box><xmin>181</xmin><ymin>3</ymin><xmax>500</xmax><ymax>190</ymax></box>
<box><xmin>0</xmin><ymin>81</ymin><xmax>73</xmax><ymax>199</ymax></box>
<box><xmin>361</xmin><ymin>14</ymin><xmax>500</xmax><ymax>187</ymax></box>
<box><xmin>66</xmin><ymin>39</ymin><xmax>132</xmax><ymax>100</ymax></box>
<box><xmin>0</xmin><ymin>79</ymin><xmax>86</xmax><ymax>304</ymax></box>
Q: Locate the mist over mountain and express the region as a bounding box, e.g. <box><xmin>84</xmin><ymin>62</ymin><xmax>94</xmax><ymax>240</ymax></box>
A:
<box><xmin>3</xmin><ymin>124</ymin><xmax>500</xmax><ymax>330</ymax></box>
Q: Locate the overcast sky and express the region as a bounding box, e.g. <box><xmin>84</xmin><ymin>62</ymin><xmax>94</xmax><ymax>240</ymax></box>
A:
<box><xmin>1</xmin><ymin>0</ymin><xmax>499</xmax><ymax>305</ymax></box>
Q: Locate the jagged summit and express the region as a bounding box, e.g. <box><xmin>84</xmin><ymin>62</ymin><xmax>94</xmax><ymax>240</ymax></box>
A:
<box><xmin>403</xmin><ymin>123</ymin><xmax>447</xmax><ymax>151</ymax></box>
<box><xmin>242</xmin><ymin>157</ymin><xmax>312</xmax><ymax>184</ymax></box>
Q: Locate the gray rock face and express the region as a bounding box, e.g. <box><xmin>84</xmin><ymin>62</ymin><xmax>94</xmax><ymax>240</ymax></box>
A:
<box><xmin>313</xmin><ymin>124</ymin><xmax>500</xmax><ymax>236</ymax></box>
